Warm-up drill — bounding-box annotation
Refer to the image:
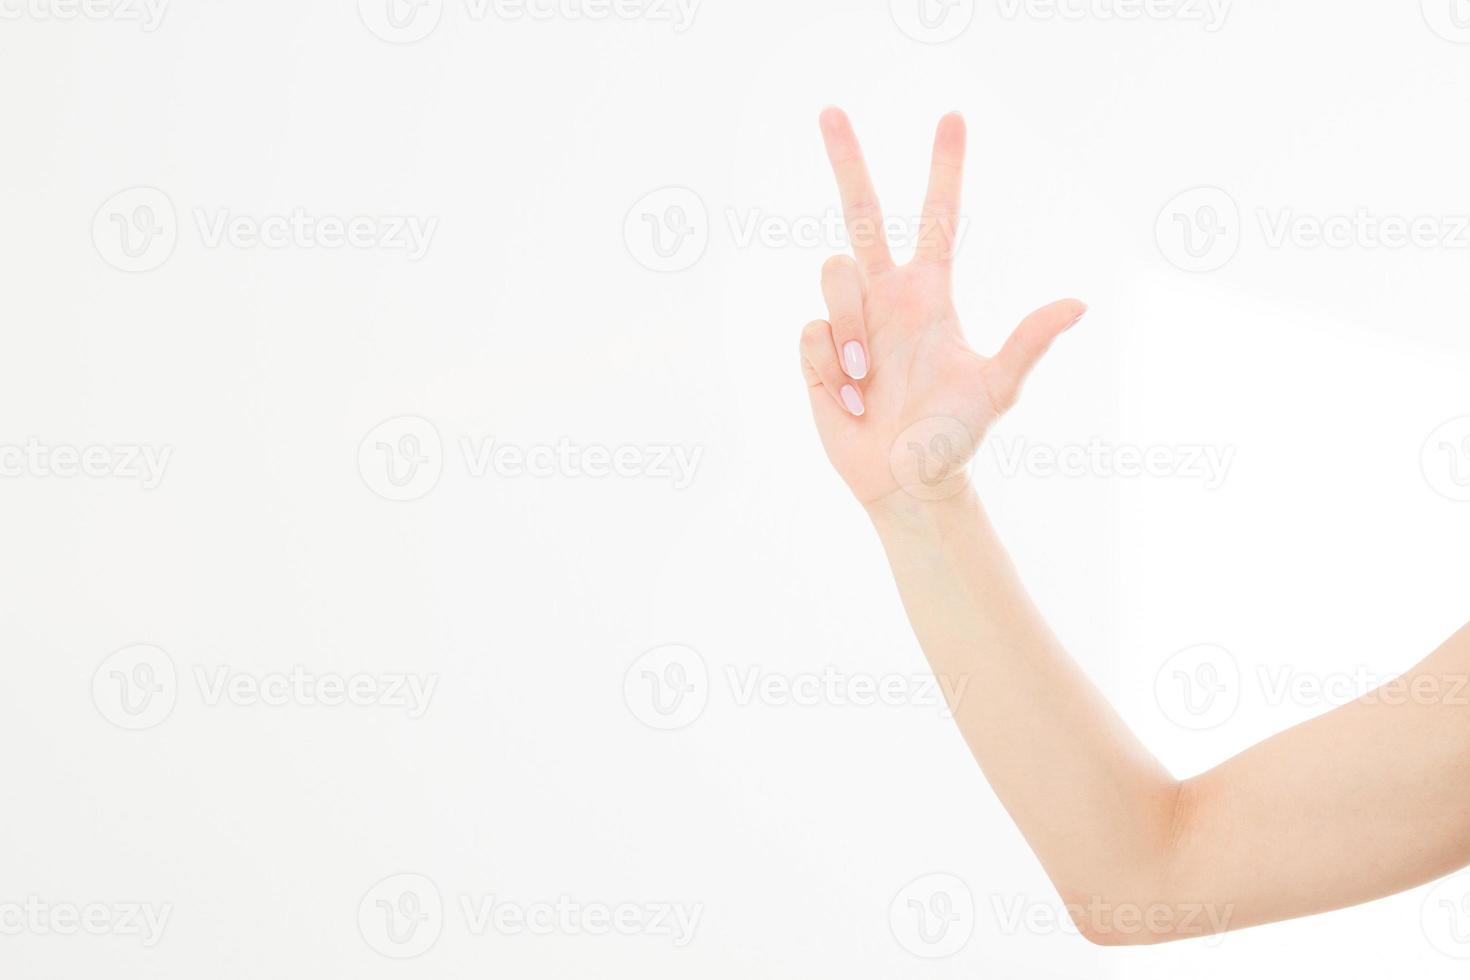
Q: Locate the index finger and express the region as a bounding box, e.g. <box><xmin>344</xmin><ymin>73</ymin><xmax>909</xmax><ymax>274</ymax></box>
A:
<box><xmin>819</xmin><ymin>107</ymin><xmax>894</xmax><ymax>276</ymax></box>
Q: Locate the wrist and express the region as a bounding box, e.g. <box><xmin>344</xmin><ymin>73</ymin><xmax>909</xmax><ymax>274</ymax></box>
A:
<box><xmin>864</xmin><ymin>482</ymin><xmax>983</xmax><ymax>537</ymax></box>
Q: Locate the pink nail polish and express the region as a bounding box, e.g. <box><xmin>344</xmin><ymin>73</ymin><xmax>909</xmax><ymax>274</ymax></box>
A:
<box><xmin>842</xmin><ymin>341</ymin><xmax>868</xmax><ymax>380</ymax></box>
<box><xmin>840</xmin><ymin>384</ymin><xmax>865</xmax><ymax>417</ymax></box>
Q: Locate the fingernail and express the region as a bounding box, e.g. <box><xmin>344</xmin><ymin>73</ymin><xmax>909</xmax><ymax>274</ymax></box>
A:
<box><xmin>840</xmin><ymin>384</ymin><xmax>865</xmax><ymax>417</ymax></box>
<box><xmin>842</xmin><ymin>341</ymin><xmax>868</xmax><ymax>380</ymax></box>
<box><xmin>1067</xmin><ymin>307</ymin><xmax>1088</xmax><ymax>330</ymax></box>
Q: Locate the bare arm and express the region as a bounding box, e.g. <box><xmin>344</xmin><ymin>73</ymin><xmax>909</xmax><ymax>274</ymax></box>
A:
<box><xmin>800</xmin><ymin>106</ymin><xmax>1470</xmax><ymax>944</ymax></box>
<box><xmin>871</xmin><ymin>487</ymin><xmax>1470</xmax><ymax>943</ymax></box>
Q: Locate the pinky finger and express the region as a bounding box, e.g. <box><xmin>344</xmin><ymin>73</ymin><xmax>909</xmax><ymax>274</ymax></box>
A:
<box><xmin>800</xmin><ymin>319</ymin><xmax>865</xmax><ymax>417</ymax></box>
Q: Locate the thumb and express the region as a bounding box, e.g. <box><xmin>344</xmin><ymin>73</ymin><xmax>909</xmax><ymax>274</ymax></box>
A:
<box><xmin>987</xmin><ymin>299</ymin><xmax>1087</xmax><ymax>413</ymax></box>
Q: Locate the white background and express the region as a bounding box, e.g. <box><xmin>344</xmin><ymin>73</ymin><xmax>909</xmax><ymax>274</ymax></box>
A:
<box><xmin>3</xmin><ymin>0</ymin><xmax>1470</xmax><ymax>976</ymax></box>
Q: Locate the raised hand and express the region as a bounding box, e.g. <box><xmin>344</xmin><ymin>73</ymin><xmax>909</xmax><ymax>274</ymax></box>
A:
<box><xmin>800</xmin><ymin>107</ymin><xmax>1086</xmax><ymax>508</ymax></box>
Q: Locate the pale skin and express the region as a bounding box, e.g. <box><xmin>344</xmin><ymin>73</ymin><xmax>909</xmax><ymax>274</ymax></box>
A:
<box><xmin>802</xmin><ymin>106</ymin><xmax>1470</xmax><ymax>945</ymax></box>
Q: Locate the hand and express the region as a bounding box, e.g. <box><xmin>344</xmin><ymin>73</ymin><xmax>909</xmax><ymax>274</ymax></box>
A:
<box><xmin>800</xmin><ymin>108</ymin><xmax>1086</xmax><ymax>511</ymax></box>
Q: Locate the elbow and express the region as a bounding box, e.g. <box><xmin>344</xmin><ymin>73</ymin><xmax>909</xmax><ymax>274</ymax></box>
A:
<box><xmin>1066</xmin><ymin>781</ymin><xmax>1232</xmax><ymax>946</ymax></box>
<box><xmin>1069</xmin><ymin>908</ymin><xmax>1134</xmax><ymax>946</ymax></box>
<box><xmin>1077</xmin><ymin>926</ymin><xmax>1150</xmax><ymax>948</ymax></box>
<box><xmin>1062</xmin><ymin>895</ymin><xmax>1176</xmax><ymax>947</ymax></box>
<box><xmin>1071</xmin><ymin>911</ymin><xmax>1142</xmax><ymax>947</ymax></box>
<box><xmin>1062</xmin><ymin>892</ymin><xmax>1234</xmax><ymax>947</ymax></box>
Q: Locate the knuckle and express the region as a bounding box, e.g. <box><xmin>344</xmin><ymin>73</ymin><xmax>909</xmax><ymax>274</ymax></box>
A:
<box><xmin>821</xmin><ymin>254</ymin><xmax>856</xmax><ymax>277</ymax></box>
<box><xmin>799</xmin><ymin>319</ymin><xmax>829</xmax><ymax>351</ymax></box>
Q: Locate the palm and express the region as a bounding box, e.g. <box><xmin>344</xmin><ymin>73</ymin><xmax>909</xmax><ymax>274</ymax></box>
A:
<box><xmin>812</xmin><ymin>264</ymin><xmax>995</xmax><ymax>503</ymax></box>
<box><xmin>802</xmin><ymin>109</ymin><xmax>1084</xmax><ymax>507</ymax></box>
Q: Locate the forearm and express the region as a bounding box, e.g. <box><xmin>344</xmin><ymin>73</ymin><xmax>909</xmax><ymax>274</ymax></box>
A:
<box><xmin>869</xmin><ymin>487</ymin><xmax>1186</xmax><ymax>939</ymax></box>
